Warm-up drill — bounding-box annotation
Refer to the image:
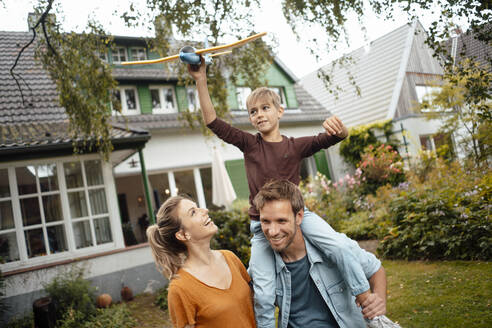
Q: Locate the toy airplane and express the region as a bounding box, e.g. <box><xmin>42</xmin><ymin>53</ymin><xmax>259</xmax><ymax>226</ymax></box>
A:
<box><xmin>121</xmin><ymin>32</ymin><xmax>267</xmax><ymax>66</ymax></box>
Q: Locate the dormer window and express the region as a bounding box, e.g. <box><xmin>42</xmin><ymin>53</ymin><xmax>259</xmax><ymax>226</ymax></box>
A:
<box><xmin>112</xmin><ymin>86</ymin><xmax>140</xmax><ymax>116</ymax></box>
<box><xmin>236</xmin><ymin>87</ymin><xmax>251</xmax><ymax>110</ymax></box>
<box><xmin>186</xmin><ymin>87</ymin><xmax>199</xmax><ymax>112</ymax></box>
<box><xmin>97</xmin><ymin>50</ymin><xmax>108</xmax><ymax>62</ymax></box>
<box><xmin>131</xmin><ymin>48</ymin><xmax>147</xmax><ymax>61</ymax></box>
<box><xmin>150</xmin><ymin>85</ymin><xmax>177</xmax><ymax>114</ymax></box>
<box><xmin>112</xmin><ymin>47</ymin><xmax>127</xmax><ymax>64</ymax></box>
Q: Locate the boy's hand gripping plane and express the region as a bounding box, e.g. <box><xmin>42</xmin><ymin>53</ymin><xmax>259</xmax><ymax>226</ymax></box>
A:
<box><xmin>121</xmin><ymin>32</ymin><xmax>267</xmax><ymax>67</ymax></box>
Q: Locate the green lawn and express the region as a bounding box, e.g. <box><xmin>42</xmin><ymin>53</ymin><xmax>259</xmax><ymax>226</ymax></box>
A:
<box><xmin>125</xmin><ymin>261</ymin><xmax>492</xmax><ymax>328</ymax></box>
<box><xmin>384</xmin><ymin>261</ymin><xmax>492</xmax><ymax>327</ymax></box>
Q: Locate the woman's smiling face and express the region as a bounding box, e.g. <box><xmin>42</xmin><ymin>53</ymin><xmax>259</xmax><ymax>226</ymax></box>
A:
<box><xmin>176</xmin><ymin>199</ymin><xmax>217</xmax><ymax>241</ymax></box>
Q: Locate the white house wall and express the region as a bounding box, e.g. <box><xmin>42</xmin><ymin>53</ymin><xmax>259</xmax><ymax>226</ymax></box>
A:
<box><xmin>396</xmin><ymin>116</ymin><xmax>444</xmax><ymax>157</ymax></box>
<box><xmin>114</xmin><ymin>123</ymin><xmax>331</xmax><ymax>177</ymax></box>
<box><xmin>3</xmin><ymin>245</ymin><xmax>165</xmax><ymax>323</ymax></box>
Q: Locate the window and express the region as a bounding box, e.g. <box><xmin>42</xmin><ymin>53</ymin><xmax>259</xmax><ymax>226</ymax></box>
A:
<box><xmin>112</xmin><ymin>47</ymin><xmax>127</xmax><ymax>63</ymax></box>
<box><xmin>64</xmin><ymin>160</ymin><xmax>112</xmax><ymax>249</ymax></box>
<box><xmin>420</xmin><ymin>133</ymin><xmax>455</xmax><ymax>159</ymax></box>
<box><xmin>130</xmin><ymin>48</ymin><xmax>147</xmax><ymax>61</ymax></box>
<box><xmin>415</xmin><ymin>85</ymin><xmax>443</xmax><ymax>112</ymax></box>
<box><xmin>270</xmin><ymin>87</ymin><xmax>287</xmax><ymax>108</ymax></box>
<box><xmin>0</xmin><ymin>169</ymin><xmax>19</xmax><ymax>264</ymax></box>
<box><xmin>16</xmin><ymin>164</ymin><xmax>67</xmax><ymax>259</ymax></box>
<box><xmin>0</xmin><ymin>159</ymin><xmax>113</xmax><ymax>270</ymax></box>
<box><xmin>186</xmin><ymin>87</ymin><xmax>199</xmax><ymax>112</ymax></box>
<box><xmin>236</xmin><ymin>87</ymin><xmax>252</xmax><ymax>110</ymax></box>
<box><xmin>149</xmin><ymin>86</ymin><xmax>177</xmax><ymax>114</ymax></box>
<box><xmin>112</xmin><ymin>87</ymin><xmax>140</xmax><ymax>115</ymax></box>
<box><xmin>0</xmin><ymin>159</ymin><xmax>116</xmax><ymax>269</ymax></box>
<box><xmin>97</xmin><ymin>50</ymin><xmax>108</xmax><ymax>62</ymax></box>
<box><xmin>236</xmin><ymin>86</ymin><xmax>286</xmax><ymax>110</ymax></box>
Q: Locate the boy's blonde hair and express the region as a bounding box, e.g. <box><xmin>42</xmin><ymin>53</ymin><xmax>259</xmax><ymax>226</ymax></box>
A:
<box><xmin>246</xmin><ymin>87</ymin><xmax>281</xmax><ymax>111</ymax></box>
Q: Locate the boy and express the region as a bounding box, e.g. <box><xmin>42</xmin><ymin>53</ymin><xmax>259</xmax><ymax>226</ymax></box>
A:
<box><xmin>189</xmin><ymin>59</ymin><xmax>373</xmax><ymax>328</ymax></box>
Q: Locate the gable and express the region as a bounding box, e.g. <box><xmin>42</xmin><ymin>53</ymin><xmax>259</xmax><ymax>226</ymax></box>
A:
<box><xmin>301</xmin><ymin>23</ymin><xmax>413</xmax><ymax>127</ymax></box>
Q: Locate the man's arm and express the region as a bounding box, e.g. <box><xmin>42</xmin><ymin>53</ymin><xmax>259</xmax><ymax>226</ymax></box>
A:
<box><xmin>187</xmin><ymin>58</ymin><xmax>216</xmax><ymax>125</ymax></box>
<box><xmin>357</xmin><ymin>266</ymin><xmax>387</xmax><ymax>319</ymax></box>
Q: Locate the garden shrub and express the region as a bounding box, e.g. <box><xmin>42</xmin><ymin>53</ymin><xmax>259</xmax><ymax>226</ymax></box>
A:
<box><xmin>154</xmin><ymin>287</ymin><xmax>168</xmax><ymax>310</ymax></box>
<box><xmin>339</xmin><ymin>119</ymin><xmax>396</xmax><ymax>167</ymax></box>
<box><xmin>43</xmin><ymin>266</ymin><xmax>96</xmax><ymax>323</ymax></box>
<box><xmin>379</xmin><ymin>162</ymin><xmax>492</xmax><ymax>260</ymax></box>
<box><xmin>58</xmin><ymin>305</ymin><xmax>136</xmax><ymax>328</ymax></box>
<box><xmin>339</xmin><ymin>211</ymin><xmax>380</xmax><ymax>240</ymax></box>
<box><xmin>5</xmin><ymin>313</ymin><xmax>34</xmax><ymax>328</ymax></box>
<box><xmin>210</xmin><ymin>209</ymin><xmax>251</xmax><ymax>266</ymax></box>
<box><xmin>358</xmin><ymin>144</ymin><xmax>405</xmax><ymax>195</ymax></box>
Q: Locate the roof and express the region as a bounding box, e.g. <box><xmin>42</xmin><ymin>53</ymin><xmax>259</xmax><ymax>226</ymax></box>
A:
<box><xmin>0</xmin><ymin>31</ymin><xmax>150</xmax><ymax>158</ymax></box>
<box><xmin>0</xmin><ymin>121</ymin><xmax>150</xmax><ymax>162</ymax></box>
<box><xmin>300</xmin><ymin>20</ymin><xmax>442</xmax><ymax>127</ymax></box>
<box><xmin>1</xmin><ymin>30</ymin><xmax>329</xmax><ymax>139</ymax></box>
<box><xmin>0</xmin><ymin>31</ymin><xmax>66</xmax><ymax>124</ymax></box>
<box><xmin>446</xmin><ymin>25</ymin><xmax>492</xmax><ymax>69</ymax></box>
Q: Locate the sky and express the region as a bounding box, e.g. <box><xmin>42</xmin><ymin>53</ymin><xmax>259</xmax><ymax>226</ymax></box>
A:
<box><xmin>0</xmin><ymin>0</ymin><xmax>463</xmax><ymax>78</ymax></box>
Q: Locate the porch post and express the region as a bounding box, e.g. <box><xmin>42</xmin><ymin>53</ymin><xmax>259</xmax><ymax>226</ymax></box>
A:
<box><xmin>138</xmin><ymin>147</ymin><xmax>155</xmax><ymax>225</ymax></box>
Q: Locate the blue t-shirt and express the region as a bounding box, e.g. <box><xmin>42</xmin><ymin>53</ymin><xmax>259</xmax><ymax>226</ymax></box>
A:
<box><xmin>285</xmin><ymin>255</ymin><xmax>339</xmax><ymax>328</ymax></box>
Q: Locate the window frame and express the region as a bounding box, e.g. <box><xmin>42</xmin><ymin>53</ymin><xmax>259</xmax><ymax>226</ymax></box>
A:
<box><xmin>235</xmin><ymin>86</ymin><xmax>287</xmax><ymax>111</ymax></box>
<box><xmin>0</xmin><ymin>155</ymin><xmax>121</xmax><ymax>273</ymax></box>
<box><xmin>149</xmin><ymin>85</ymin><xmax>178</xmax><ymax>114</ymax></box>
<box><xmin>130</xmin><ymin>47</ymin><xmax>147</xmax><ymax>61</ymax></box>
<box><xmin>112</xmin><ymin>86</ymin><xmax>141</xmax><ymax>116</ymax></box>
<box><xmin>112</xmin><ymin>47</ymin><xmax>128</xmax><ymax>64</ymax></box>
<box><xmin>185</xmin><ymin>86</ymin><xmax>199</xmax><ymax>112</ymax></box>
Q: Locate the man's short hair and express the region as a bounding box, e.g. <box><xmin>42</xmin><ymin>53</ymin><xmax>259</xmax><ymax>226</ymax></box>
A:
<box><xmin>254</xmin><ymin>180</ymin><xmax>304</xmax><ymax>215</ymax></box>
<box><xmin>246</xmin><ymin>87</ymin><xmax>281</xmax><ymax>111</ymax></box>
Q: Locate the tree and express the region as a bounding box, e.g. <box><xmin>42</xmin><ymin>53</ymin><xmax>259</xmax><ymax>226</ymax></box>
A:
<box><xmin>10</xmin><ymin>0</ymin><xmax>491</xmax><ymax>159</ymax></box>
<box><xmin>420</xmin><ymin>59</ymin><xmax>491</xmax><ymax>167</ymax></box>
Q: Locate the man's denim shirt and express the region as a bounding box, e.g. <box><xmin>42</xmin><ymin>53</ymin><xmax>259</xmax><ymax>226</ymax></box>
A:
<box><xmin>273</xmin><ymin>238</ymin><xmax>381</xmax><ymax>328</ymax></box>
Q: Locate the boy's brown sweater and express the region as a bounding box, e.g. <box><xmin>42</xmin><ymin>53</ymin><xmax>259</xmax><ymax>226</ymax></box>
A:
<box><xmin>208</xmin><ymin>118</ymin><xmax>345</xmax><ymax>219</ymax></box>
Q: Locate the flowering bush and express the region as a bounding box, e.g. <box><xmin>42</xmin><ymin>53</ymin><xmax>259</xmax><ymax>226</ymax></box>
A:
<box><xmin>300</xmin><ymin>172</ymin><xmax>390</xmax><ymax>239</ymax></box>
<box><xmin>379</xmin><ymin>160</ymin><xmax>492</xmax><ymax>260</ymax></box>
<box><xmin>358</xmin><ymin>144</ymin><xmax>406</xmax><ymax>195</ymax></box>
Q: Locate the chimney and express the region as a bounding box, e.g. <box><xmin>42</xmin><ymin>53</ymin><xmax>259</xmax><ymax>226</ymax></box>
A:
<box><xmin>27</xmin><ymin>12</ymin><xmax>56</xmax><ymax>31</ymax></box>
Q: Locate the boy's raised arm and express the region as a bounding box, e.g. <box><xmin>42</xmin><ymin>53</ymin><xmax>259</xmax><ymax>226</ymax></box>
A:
<box><xmin>187</xmin><ymin>58</ymin><xmax>217</xmax><ymax>125</ymax></box>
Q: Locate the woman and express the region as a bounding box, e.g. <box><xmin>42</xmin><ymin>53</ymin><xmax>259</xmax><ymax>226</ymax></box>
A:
<box><xmin>147</xmin><ymin>196</ymin><xmax>256</xmax><ymax>328</ymax></box>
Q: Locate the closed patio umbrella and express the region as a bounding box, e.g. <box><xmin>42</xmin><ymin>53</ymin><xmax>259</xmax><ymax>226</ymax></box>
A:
<box><xmin>212</xmin><ymin>147</ymin><xmax>237</xmax><ymax>209</ymax></box>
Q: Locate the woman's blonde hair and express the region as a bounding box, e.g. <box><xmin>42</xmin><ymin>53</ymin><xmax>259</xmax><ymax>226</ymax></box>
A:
<box><xmin>146</xmin><ymin>196</ymin><xmax>188</xmax><ymax>280</ymax></box>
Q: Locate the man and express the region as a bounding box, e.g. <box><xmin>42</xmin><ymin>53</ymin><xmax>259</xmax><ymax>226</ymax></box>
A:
<box><xmin>254</xmin><ymin>180</ymin><xmax>387</xmax><ymax>328</ymax></box>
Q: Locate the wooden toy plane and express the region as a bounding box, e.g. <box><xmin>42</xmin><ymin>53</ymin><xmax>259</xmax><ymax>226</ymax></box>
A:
<box><xmin>121</xmin><ymin>32</ymin><xmax>267</xmax><ymax>66</ymax></box>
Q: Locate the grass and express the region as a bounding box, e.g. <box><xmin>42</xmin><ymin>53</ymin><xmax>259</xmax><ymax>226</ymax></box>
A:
<box><xmin>384</xmin><ymin>260</ymin><xmax>492</xmax><ymax>327</ymax></box>
<box><xmin>125</xmin><ymin>293</ymin><xmax>172</xmax><ymax>327</ymax></box>
<box><xmin>121</xmin><ymin>261</ymin><xmax>492</xmax><ymax>327</ymax></box>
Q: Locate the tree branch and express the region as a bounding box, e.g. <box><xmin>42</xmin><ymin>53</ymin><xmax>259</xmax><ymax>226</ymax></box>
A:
<box><xmin>9</xmin><ymin>0</ymin><xmax>55</xmax><ymax>107</ymax></box>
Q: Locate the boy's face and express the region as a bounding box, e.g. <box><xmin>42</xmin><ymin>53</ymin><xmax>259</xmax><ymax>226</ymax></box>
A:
<box><xmin>247</xmin><ymin>97</ymin><xmax>284</xmax><ymax>135</ymax></box>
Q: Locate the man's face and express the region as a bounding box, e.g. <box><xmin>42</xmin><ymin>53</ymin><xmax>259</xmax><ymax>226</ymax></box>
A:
<box><xmin>259</xmin><ymin>199</ymin><xmax>302</xmax><ymax>253</ymax></box>
<box><xmin>247</xmin><ymin>97</ymin><xmax>284</xmax><ymax>135</ymax></box>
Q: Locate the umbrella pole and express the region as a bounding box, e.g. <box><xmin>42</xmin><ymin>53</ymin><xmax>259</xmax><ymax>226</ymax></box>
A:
<box><xmin>138</xmin><ymin>148</ymin><xmax>156</xmax><ymax>225</ymax></box>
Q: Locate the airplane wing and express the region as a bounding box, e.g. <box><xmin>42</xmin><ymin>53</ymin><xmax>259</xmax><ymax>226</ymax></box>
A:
<box><xmin>195</xmin><ymin>32</ymin><xmax>267</xmax><ymax>55</ymax></box>
<box><xmin>121</xmin><ymin>54</ymin><xmax>180</xmax><ymax>66</ymax></box>
<box><xmin>121</xmin><ymin>32</ymin><xmax>266</xmax><ymax>66</ymax></box>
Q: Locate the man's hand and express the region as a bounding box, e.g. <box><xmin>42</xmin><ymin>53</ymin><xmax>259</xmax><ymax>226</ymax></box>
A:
<box><xmin>356</xmin><ymin>292</ymin><xmax>386</xmax><ymax>320</ymax></box>
<box><xmin>322</xmin><ymin>116</ymin><xmax>348</xmax><ymax>138</ymax></box>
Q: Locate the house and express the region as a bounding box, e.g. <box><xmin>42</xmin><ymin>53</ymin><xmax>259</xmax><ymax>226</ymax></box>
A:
<box><xmin>1</xmin><ymin>27</ymin><xmax>335</xmax><ymax>322</ymax></box>
<box><xmin>107</xmin><ymin>36</ymin><xmax>336</xmax><ymax>241</ymax></box>
<box><xmin>0</xmin><ymin>30</ymin><xmax>159</xmax><ymax>323</ymax></box>
<box><xmin>446</xmin><ymin>24</ymin><xmax>492</xmax><ymax>69</ymax></box>
<box><xmin>300</xmin><ymin>20</ymin><xmax>453</xmax><ymax>180</ymax></box>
